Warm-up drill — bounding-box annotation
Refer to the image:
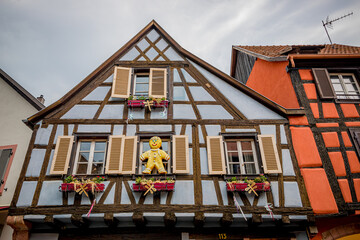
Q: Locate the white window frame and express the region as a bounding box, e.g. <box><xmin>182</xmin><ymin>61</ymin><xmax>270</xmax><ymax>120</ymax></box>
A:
<box><xmin>73</xmin><ymin>139</ymin><xmax>107</xmax><ymax>175</ymax></box>
<box><xmin>133</xmin><ymin>71</ymin><xmax>150</xmax><ymax>96</ymax></box>
<box><xmin>137</xmin><ymin>138</ymin><xmax>171</xmax><ymax>174</ymax></box>
<box><xmin>224</xmin><ymin>138</ymin><xmax>260</xmax><ymax>175</ymax></box>
<box><xmin>329</xmin><ymin>73</ymin><xmax>360</xmax><ymax>100</ymax></box>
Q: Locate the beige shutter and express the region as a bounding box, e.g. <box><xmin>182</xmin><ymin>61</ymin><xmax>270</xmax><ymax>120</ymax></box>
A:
<box><xmin>105</xmin><ymin>135</ymin><xmax>124</xmax><ymax>174</ymax></box>
<box><xmin>50</xmin><ymin>136</ymin><xmax>74</xmax><ymax>175</ymax></box>
<box><xmin>258</xmin><ymin>135</ymin><xmax>282</xmax><ymax>174</ymax></box>
<box><xmin>173</xmin><ymin>135</ymin><xmax>189</xmax><ymax>173</ymax></box>
<box><xmin>120</xmin><ymin>136</ymin><xmax>138</xmax><ymax>174</ymax></box>
<box><xmin>206</xmin><ymin>136</ymin><xmax>226</xmax><ymax>174</ymax></box>
<box><xmin>111</xmin><ymin>67</ymin><xmax>132</xmax><ymax>98</ymax></box>
<box><xmin>149</xmin><ymin>68</ymin><xmax>167</xmax><ymax>98</ymax></box>
<box><xmin>312</xmin><ymin>68</ymin><xmax>335</xmax><ymax>99</ymax></box>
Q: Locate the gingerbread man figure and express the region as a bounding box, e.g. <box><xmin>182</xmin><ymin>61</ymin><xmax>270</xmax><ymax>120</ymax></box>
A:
<box><xmin>140</xmin><ymin>136</ymin><xmax>170</xmax><ymax>174</ymax></box>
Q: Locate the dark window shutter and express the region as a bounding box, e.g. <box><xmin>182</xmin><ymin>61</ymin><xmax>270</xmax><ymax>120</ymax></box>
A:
<box><xmin>350</xmin><ymin>129</ymin><xmax>360</xmax><ymax>157</ymax></box>
<box><xmin>312</xmin><ymin>68</ymin><xmax>335</xmax><ymax>99</ymax></box>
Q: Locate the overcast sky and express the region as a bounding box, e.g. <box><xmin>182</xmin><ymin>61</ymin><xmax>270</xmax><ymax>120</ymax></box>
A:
<box><xmin>1</xmin><ymin>0</ymin><xmax>359</xmax><ymax>105</ymax></box>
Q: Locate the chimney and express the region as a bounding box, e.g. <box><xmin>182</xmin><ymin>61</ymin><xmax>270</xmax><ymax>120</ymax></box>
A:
<box><xmin>37</xmin><ymin>95</ymin><xmax>45</xmax><ymax>105</ymax></box>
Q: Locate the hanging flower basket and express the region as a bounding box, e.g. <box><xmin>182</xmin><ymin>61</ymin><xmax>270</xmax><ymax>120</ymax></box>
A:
<box><xmin>226</xmin><ymin>182</ymin><xmax>270</xmax><ymax>192</ymax></box>
<box><xmin>60</xmin><ymin>183</ymin><xmax>105</xmax><ymax>192</ymax></box>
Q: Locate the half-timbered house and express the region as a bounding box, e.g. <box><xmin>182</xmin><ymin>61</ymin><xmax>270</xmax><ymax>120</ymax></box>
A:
<box><xmin>231</xmin><ymin>44</ymin><xmax>360</xmax><ymax>240</ymax></box>
<box><xmin>9</xmin><ymin>21</ymin><xmax>312</xmax><ymax>240</ymax></box>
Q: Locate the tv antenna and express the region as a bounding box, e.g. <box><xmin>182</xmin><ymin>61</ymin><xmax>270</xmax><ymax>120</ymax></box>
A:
<box><xmin>322</xmin><ymin>12</ymin><xmax>353</xmax><ymax>44</ymax></box>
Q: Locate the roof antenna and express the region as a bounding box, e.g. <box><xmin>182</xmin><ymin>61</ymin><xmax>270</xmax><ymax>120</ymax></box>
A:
<box><xmin>322</xmin><ymin>12</ymin><xmax>353</xmax><ymax>45</ymax></box>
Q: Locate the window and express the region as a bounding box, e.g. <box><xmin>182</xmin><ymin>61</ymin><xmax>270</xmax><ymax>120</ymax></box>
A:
<box><xmin>133</xmin><ymin>70</ymin><xmax>150</xmax><ymax>96</ymax></box>
<box><xmin>349</xmin><ymin>129</ymin><xmax>360</xmax><ymax>157</ymax></box>
<box><xmin>0</xmin><ymin>145</ymin><xmax>16</xmax><ymax>195</ymax></box>
<box><xmin>73</xmin><ymin>140</ymin><xmax>107</xmax><ymax>175</ymax></box>
<box><xmin>224</xmin><ymin>139</ymin><xmax>259</xmax><ymax>175</ymax></box>
<box><xmin>330</xmin><ymin>73</ymin><xmax>360</xmax><ymax>100</ymax></box>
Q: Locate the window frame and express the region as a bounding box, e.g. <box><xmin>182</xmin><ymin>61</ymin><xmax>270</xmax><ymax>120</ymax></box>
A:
<box><xmin>0</xmin><ymin>145</ymin><xmax>17</xmax><ymax>195</ymax></box>
<box><xmin>133</xmin><ymin>70</ymin><xmax>150</xmax><ymax>97</ymax></box>
<box><xmin>349</xmin><ymin>128</ymin><xmax>360</xmax><ymax>158</ymax></box>
<box><xmin>329</xmin><ymin>73</ymin><xmax>360</xmax><ymax>100</ymax></box>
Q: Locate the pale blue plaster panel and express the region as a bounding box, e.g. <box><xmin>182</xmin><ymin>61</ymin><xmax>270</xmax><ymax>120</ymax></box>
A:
<box><xmin>119</xmin><ymin>47</ymin><xmax>139</xmax><ymax>61</ymax></box>
<box><xmin>104</xmin><ymin>74</ymin><xmax>113</xmax><ymax>83</ymax></box>
<box><xmin>280</xmin><ymin>125</ymin><xmax>287</xmax><ymax>144</ymax></box>
<box><xmin>77</xmin><ymin>124</ymin><xmax>111</xmax><ymax>132</ymax></box>
<box><xmin>171</xmin><ymin>181</ymin><xmax>194</xmax><ymax>204</ymax></box>
<box><xmin>126</xmin><ymin>125</ymin><xmax>136</xmax><ymax>136</ymax></box>
<box><xmin>157</xmin><ymin>56</ymin><xmax>165</xmax><ymax>61</ymax></box>
<box><xmin>38</xmin><ymin>181</ymin><xmax>63</xmax><ymax>206</ymax></box>
<box><xmin>282</xmin><ymin>149</ymin><xmax>295</xmax><ymax>176</ymax></box>
<box><xmin>26</xmin><ymin>149</ymin><xmax>46</xmax><ymax>177</ymax></box>
<box><xmin>296</xmin><ymin>232</ymin><xmax>309</xmax><ymax>240</ymax></box>
<box><xmin>234</xmin><ymin>192</ymin><xmax>244</xmax><ymax>206</ymax></box>
<box><xmin>189</xmin><ymin>86</ymin><xmax>215</xmax><ymax>101</ymax></box>
<box><xmin>121</xmin><ymin>182</ymin><xmax>131</xmax><ymax>204</ymax></box>
<box><xmin>289</xmin><ymin>215</ymin><xmax>307</xmax><ymax>220</ymax></box>
<box><xmin>175</xmin><ymin>125</ymin><xmax>181</xmax><ymax>135</ymax></box>
<box><xmin>198</xmin><ymin>105</ymin><xmax>233</xmax><ymax>119</ymax></box>
<box><xmin>181</xmin><ymin>69</ymin><xmax>197</xmax><ymax>83</ymax></box>
<box><xmin>262</xmin><ymin>214</ymin><xmax>281</xmax><ymax>220</ymax></box>
<box><xmin>155</xmin><ymin>39</ymin><xmax>168</xmax><ymax>51</ymax></box>
<box><xmin>190</xmin><ymin>60</ymin><xmax>284</xmax><ymax>120</ymax></box>
<box><xmin>205</xmin><ymin>125</ymin><xmax>221</xmax><ymax>136</ymax></box>
<box><xmin>61</xmin><ymin>105</ymin><xmax>98</xmax><ymax>119</ymax></box>
<box><xmin>129</xmin><ymin>108</ymin><xmax>145</xmax><ymax>119</ymax></box>
<box><xmin>46</xmin><ymin>150</ymin><xmax>54</xmax><ymax>175</ymax></box>
<box><xmin>185</xmin><ymin>124</ymin><xmax>192</xmax><ymax>144</ymax></box>
<box><xmin>260</xmin><ymin>125</ymin><xmax>276</xmax><ymax>135</ymax></box>
<box><xmin>81</xmin><ymin>181</ymin><xmax>110</xmax><ymax>205</ymax></box>
<box><xmin>150</xmin><ymin>108</ymin><xmax>167</xmax><ymax>119</ymax></box>
<box><xmin>146</xmin><ymin>29</ymin><xmax>160</xmax><ymax>42</ymax></box>
<box><xmin>173</xmin><ymin>69</ymin><xmax>182</xmax><ymax>83</ymax></box>
<box><xmin>173</xmin><ymin>86</ymin><xmax>189</xmax><ymax>101</ymax></box>
<box><xmin>83</xmin><ymin>86</ymin><xmax>110</xmax><ymax>101</ymax></box>
<box><xmin>99</xmin><ymin>105</ymin><xmax>124</xmax><ymax>119</ymax></box>
<box><xmin>271</xmin><ymin>181</ymin><xmax>279</xmax><ymax>207</ymax></box>
<box><xmin>225</xmin><ymin>128</ymin><xmax>256</xmax><ymax>132</ymax></box>
<box><xmin>173</xmin><ymin>104</ymin><xmax>196</xmax><ymax>119</ymax></box>
<box><xmin>189</xmin><ymin>147</ymin><xmax>193</xmax><ymax>174</ymax></box>
<box><xmin>139</xmin><ymin>125</ymin><xmax>172</xmax><ymax>132</ymax></box>
<box><xmin>198</xmin><ymin>126</ymin><xmax>205</xmax><ymax>144</ymax></box>
<box><xmin>53</xmin><ymin>125</ymin><xmax>64</xmax><ymax>144</ymax></box>
<box><xmin>113</xmin><ymin>125</ymin><xmax>123</xmax><ymax>135</ymax></box>
<box><xmin>160</xmin><ymin>192</ymin><xmax>167</xmax><ymax>204</ymax></box>
<box><xmin>17</xmin><ymin>181</ymin><xmax>37</xmax><ymax>207</ymax></box>
<box><xmin>284</xmin><ymin>182</ymin><xmax>302</xmax><ymax>207</ymax></box>
<box><xmin>219</xmin><ymin>181</ymin><xmax>228</xmax><ymax>204</ymax></box>
<box><xmin>35</xmin><ymin>125</ymin><xmax>53</xmax><ymax>145</ymax></box>
<box><xmin>164</xmin><ymin>47</ymin><xmax>183</xmax><ymax>61</ymax></box>
<box><xmin>146</xmin><ymin>47</ymin><xmax>158</xmax><ymax>61</ymax></box>
<box><xmin>68</xmin><ymin>192</ymin><xmax>75</xmax><ymax>205</ymax></box>
<box><xmin>257</xmin><ymin>193</ymin><xmax>268</xmax><ymax>206</ymax></box>
<box><xmin>143</xmin><ymin>194</ymin><xmax>153</xmax><ymax>204</ymax></box>
<box><xmin>104</xmin><ymin>183</ymin><xmax>115</xmax><ymax>204</ymax></box>
<box><xmin>247</xmin><ymin>194</ymin><xmax>255</xmax><ymax>206</ymax></box>
<box><xmin>68</xmin><ymin>124</ymin><xmax>74</xmax><ymax>135</ymax></box>
<box><xmin>137</xmin><ymin>38</ymin><xmax>150</xmax><ymax>51</ymax></box>
<box><xmin>202</xmin><ymin>181</ymin><xmax>218</xmax><ymax>205</ymax></box>
<box><xmin>138</xmin><ymin>56</ymin><xmax>146</xmax><ymax>61</ymax></box>
<box><xmin>200</xmin><ymin>147</ymin><xmax>209</xmax><ymax>174</ymax></box>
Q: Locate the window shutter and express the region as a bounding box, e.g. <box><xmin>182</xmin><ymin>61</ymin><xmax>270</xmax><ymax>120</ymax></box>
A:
<box><xmin>149</xmin><ymin>68</ymin><xmax>167</xmax><ymax>98</ymax></box>
<box><xmin>312</xmin><ymin>68</ymin><xmax>335</xmax><ymax>99</ymax></box>
<box><xmin>349</xmin><ymin>129</ymin><xmax>360</xmax><ymax>156</ymax></box>
<box><xmin>50</xmin><ymin>136</ymin><xmax>74</xmax><ymax>175</ymax></box>
<box><xmin>258</xmin><ymin>135</ymin><xmax>282</xmax><ymax>174</ymax></box>
<box><xmin>206</xmin><ymin>136</ymin><xmax>226</xmax><ymax>174</ymax></box>
<box><xmin>120</xmin><ymin>136</ymin><xmax>138</xmax><ymax>174</ymax></box>
<box><xmin>111</xmin><ymin>67</ymin><xmax>132</xmax><ymax>98</ymax></box>
<box><xmin>173</xmin><ymin>135</ymin><xmax>189</xmax><ymax>173</ymax></box>
<box><xmin>105</xmin><ymin>135</ymin><xmax>124</xmax><ymax>174</ymax></box>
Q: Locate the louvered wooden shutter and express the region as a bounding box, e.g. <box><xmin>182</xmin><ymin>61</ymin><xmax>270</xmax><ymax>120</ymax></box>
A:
<box><xmin>258</xmin><ymin>135</ymin><xmax>282</xmax><ymax>174</ymax></box>
<box><xmin>120</xmin><ymin>136</ymin><xmax>138</xmax><ymax>174</ymax></box>
<box><xmin>149</xmin><ymin>68</ymin><xmax>167</xmax><ymax>98</ymax></box>
<box><xmin>349</xmin><ymin>129</ymin><xmax>360</xmax><ymax>157</ymax></box>
<box><xmin>111</xmin><ymin>67</ymin><xmax>132</xmax><ymax>98</ymax></box>
<box><xmin>206</xmin><ymin>136</ymin><xmax>226</xmax><ymax>174</ymax></box>
<box><xmin>50</xmin><ymin>136</ymin><xmax>74</xmax><ymax>175</ymax></box>
<box><xmin>105</xmin><ymin>136</ymin><xmax>124</xmax><ymax>174</ymax></box>
<box><xmin>173</xmin><ymin>135</ymin><xmax>189</xmax><ymax>173</ymax></box>
<box><xmin>312</xmin><ymin>68</ymin><xmax>335</xmax><ymax>99</ymax></box>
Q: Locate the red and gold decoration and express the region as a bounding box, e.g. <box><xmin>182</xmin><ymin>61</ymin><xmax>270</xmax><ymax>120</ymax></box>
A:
<box><xmin>133</xmin><ymin>178</ymin><xmax>175</xmax><ymax>195</ymax></box>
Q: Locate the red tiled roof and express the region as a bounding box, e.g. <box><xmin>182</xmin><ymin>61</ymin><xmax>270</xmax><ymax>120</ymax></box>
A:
<box><xmin>235</xmin><ymin>44</ymin><xmax>360</xmax><ymax>58</ymax></box>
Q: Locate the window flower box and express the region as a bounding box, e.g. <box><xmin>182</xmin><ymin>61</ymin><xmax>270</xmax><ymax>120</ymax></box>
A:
<box><xmin>127</xmin><ymin>100</ymin><xmax>145</xmax><ymax>108</ymax></box>
<box><xmin>226</xmin><ymin>182</ymin><xmax>270</xmax><ymax>192</ymax></box>
<box><xmin>152</xmin><ymin>100</ymin><xmax>169</xmax><ymax>108</ymax></box>
<box><xmin>132</xmin><ymin>182</ymin><xmax>175</xmax><ymax>192</ymax></box>
<box><xmin>60</xmin><ymin>183</ymin><xmax>105</xmax><ymax>192</ymax></box>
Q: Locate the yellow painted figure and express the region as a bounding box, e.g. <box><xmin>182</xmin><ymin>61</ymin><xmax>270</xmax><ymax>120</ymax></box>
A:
<box><xmin>140</xmin><ymin>136</ymin><xmax>170</xmax><ymax>174</ymax></box>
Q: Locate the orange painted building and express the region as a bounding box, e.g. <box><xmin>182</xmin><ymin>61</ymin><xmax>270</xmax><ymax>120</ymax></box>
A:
<box><xmin>231</xmin><ymin>44</ymin><xmax>360</xmax><ymax>239</ymax></box>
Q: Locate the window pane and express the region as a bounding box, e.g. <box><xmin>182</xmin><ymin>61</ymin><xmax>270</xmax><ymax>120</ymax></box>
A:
<box><xmin>230</xmin><ymin>164</ymin><xmax>241</xmax><ymax>174</ymax></box>
<box><xmin>95</xmin><ymin>142</ymin><xmax>106</xmax><ymax>151</ymax></box>
<box><xmin>241</xmin><ymin>141</ymin><xmax>252</xmax><ymax>151</ymax></box>
<box><xmin>330</xmin><ymin>76</ymin><xmax>340</xmax><ymax>83</ymax></box>
<box><xmin>80</xmin><ymin>142</ymin><xmax>91</xmax><ymax>151</ymax></box>
<box><xmin>333</xmin><ymin>83</ymin><xmax>344</xmax><ymax>92</ymax></box>
<box><xmin>135</xmin><ymin>83</ymin><xmax>149</xmax><ymax>93</ymax></box>
<box><xmin>243</xmin><ymin>152</ymin><xmax>254</xmax><ymax>163</ymax></box>
<box><xmin>244</xmin><ymin>163</ymin><xmax>256</xmax><ymax>174</ymax></box>
<box><xmin>226</xmin><ymin>141</ymin><xmax>237</xmax><ymax>151</ymax></box>
<box><xmin>342</xmin><ymin>76</ymin><xmax>353</xmax><ymax>83</ymax></box>
<box><xmin>162</xmin><ymin>141</ymin><xmax>168</xmax><ymax>152</ymax></box>
<box><xmin>136</xmin><ymin>75</ymin><xmax>149</xmax><ymax>83</ymax></box>
<box><xmin>345</xmin><ymin>83</ymin><xmax>357</xmax><ymax>92</ymax></box>
<box><xmin>142</xmin><ymin>142</ymin><xmax>151</xmax><ymax>152</ymax></box>
<box><xmin>0</xmin><ymin>149</ymin><xmax>12</xmax><ymax>180</ymax></box>
<box><xmin>76</xmin><ymin>164</ymin><xmax>88</xmax><ymax>174</ymax></box>
<box><xmin>91</xmin><ymin>163</ymin><xmax>103</xmax><ymax>175</ymax></box>
<box><xmin>79</xmin><ymin>152</ymin><xmax>90</xmax><ymax>163</ymax></box>
<box><xmin>227</xmin><ymin>151</ymin><xmax>239</xmax><ymax>163</ymax></box>
<box><xmin>93</xmin><ymin>152</ymin><xmax>105</xmax><ymax>163</ymax></box>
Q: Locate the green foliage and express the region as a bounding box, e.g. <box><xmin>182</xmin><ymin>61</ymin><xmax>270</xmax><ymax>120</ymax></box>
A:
<box><xmin>138</xmin><ymin>96</ymin><xmax>146</xmax><ymax>100</ymax></box>
<box><xmin>92</xmin><ymin>176</ymin><xmax>105</xmax><ymax>184</ymax></box>
<box><xmin>64</xmin><ymin>175</ymin><xmax>76</xmax><ymax>183</ymax></box>
<box><xmin>128</xmin><ymin>95</ymin><xmax>134</xmax><ymax>100</ymax></box>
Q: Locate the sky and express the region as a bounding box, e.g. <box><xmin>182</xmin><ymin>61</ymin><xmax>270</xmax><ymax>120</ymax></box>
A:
<box><xmin>0</xmin><ymin>0</ymin><xmax>359</xmax><ymax>105</ymax></box>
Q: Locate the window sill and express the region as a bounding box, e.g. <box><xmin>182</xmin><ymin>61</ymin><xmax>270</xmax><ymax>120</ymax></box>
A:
<box><xmin>335</xmin><ymin>98</ymin><xmax>360</xmax><ymax>104</ymax></box>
